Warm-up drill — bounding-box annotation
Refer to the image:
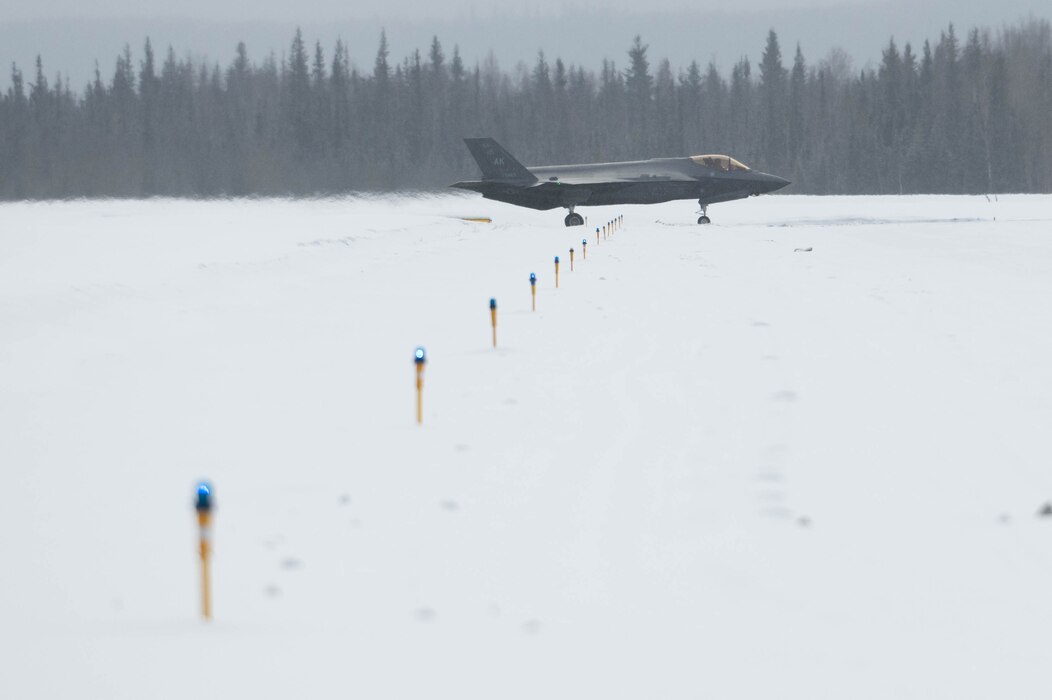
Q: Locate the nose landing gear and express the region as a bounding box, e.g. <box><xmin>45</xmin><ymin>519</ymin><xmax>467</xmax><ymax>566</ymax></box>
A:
<box><xmin>697</xmin><ymin>201</ymin><xmax>711</xmax><ymax>225</ymax></box>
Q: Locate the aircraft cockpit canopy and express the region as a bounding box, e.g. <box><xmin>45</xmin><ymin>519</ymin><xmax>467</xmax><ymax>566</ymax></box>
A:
<box><xmin>690</xmin><ymin>155</ymin><xmax>750</xmax><ymax>172</ymax></box>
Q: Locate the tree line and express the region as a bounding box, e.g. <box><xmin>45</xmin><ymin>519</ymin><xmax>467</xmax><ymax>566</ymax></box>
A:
<box><xmin>1</xmin><ymin>19</ymin><xmax>1050</xmax><ymax>199</ymax></box>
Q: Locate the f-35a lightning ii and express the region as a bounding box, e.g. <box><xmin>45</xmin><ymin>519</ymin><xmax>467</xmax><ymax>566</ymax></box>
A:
<box><xmin>452</xmin><ymin>137</ymin><xmax>790</xmax><ymax>226</ymax></box>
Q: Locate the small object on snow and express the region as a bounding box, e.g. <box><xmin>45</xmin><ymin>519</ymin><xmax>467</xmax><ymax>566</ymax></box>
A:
<box><xmin>554</xmin><ymin>256</ymin><xmax>560</xmax><ymax>288</ymax></box>
<box><xmin>414</xmin><ymin>346</ymin><xmax>426</xmax><ymax>424</ymax></box>
<box><xmin>794</xmin><ymin>247</ymin><xmax>814</xmax><ymax>253</ymax></box>
<box><xmin>1038</xmin><ymin>502</ymin><xmax>1052</xmax><ymax>517</ymax></box>
<box><xmin>194</xmin><ymin>481</ymin><xmax>215</xmax><ymax>621</ymax></box>
<box><xmin>582</xmin><ymin>238</ymin><xmax>587</xmax><ymax>260</ymax></box>
<box><xmin>530</xmin><ymin>273</ymin><xmax>536</xmax><ymax>311</ymax></box>
<box><xmin>489</xmin><ymin>298</ymin><xmax>498</xmax><ymax>348</ymax></box>
<box><xmin>569</xmin><ymin>247</ymin><xmax>574</xmax><ymax>271</ymax></box>
<box><xmin>459</xmin><ymin>217</ymin><xmax>491</xmax><ymax>223</ymax></box>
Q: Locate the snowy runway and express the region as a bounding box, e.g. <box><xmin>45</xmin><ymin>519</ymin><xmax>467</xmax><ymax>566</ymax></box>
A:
<box><xmin>2</xmin><ymin>194</ymin><xmax>1051</xmax><ymax>698</ymax></box>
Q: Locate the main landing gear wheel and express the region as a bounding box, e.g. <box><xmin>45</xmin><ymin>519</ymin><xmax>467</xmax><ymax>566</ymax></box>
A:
<box><xmin>697</xmin><ymin>215</ymin><xmax>711</xmax><ymax>225</ymax></box>
<box><xmin>564</xmin><ymin>212</ymin><xmax>584</xmax><ymax>227</ymax></box>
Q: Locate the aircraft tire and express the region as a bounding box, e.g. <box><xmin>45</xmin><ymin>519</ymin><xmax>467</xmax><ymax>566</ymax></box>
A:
<box><xmin>697</xmin><ymin>215</ymin><xmax>711</xmax><ymax>225</ymax></box>
<box><xmin>565</xmin><ymin>213</ymin><xmax>584</xmax><ymax>227</ymax></box>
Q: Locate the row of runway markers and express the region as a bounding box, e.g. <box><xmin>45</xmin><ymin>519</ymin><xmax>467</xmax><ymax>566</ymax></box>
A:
<box><xmin>190</xmin><ymin>213</ymin><xmax>623</xmax><ymax>622</ymax></box>
<box><xmin>419</xmin><ymin>214</ymin><xmax>622</xmax><ymax>425</ymax></box>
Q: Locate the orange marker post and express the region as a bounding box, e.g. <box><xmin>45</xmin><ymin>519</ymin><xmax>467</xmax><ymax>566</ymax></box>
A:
<box><xmin>569</xmin><ymin>248</ymin><xmax>574</xmax><ymax>271</ymax></box>
<box><xmin>194</xmin><ymin>482</ymin><xmax>214</xmax><ymax>621</ymax></box>
<box><xmin>554</xmin><ymin>256</ymin><xmax>560</xmax><ymax>288</ymax></box>
<box><xmin>414</xmin><ymin>346</ymin><xmax>426</xmax><ymax>423</ymax></box>
<box><xmin>489</xmin><ymin>298</ymin><xmax>497</xmax><ymax>347</ymax></box>
<box><xmin>530</xmin><ymin>273</ymin><xmax>536</xmax><ymax>311</ymax></box>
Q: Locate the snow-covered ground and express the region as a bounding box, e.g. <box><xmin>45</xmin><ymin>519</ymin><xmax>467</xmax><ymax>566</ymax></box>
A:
<box><xmin>2</xmin><ymin>193</ymin><xmax>1051</xmax><ymax>699</ymax></box>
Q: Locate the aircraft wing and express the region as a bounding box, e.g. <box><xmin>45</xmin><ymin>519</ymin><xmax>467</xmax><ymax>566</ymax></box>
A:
<box><xmin>529</xmin><ymin>174</ymin><xmax>697</xmax><ymax>186</ymax></box>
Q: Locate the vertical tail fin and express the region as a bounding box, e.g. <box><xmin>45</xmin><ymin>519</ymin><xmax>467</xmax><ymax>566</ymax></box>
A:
<box><xmin>463</xmin><ymin>138</ymin><xmax>537</xmax><ymax>182</ymax></box>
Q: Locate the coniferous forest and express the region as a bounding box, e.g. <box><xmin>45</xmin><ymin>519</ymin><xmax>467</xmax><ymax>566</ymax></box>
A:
<box><xmin>1</xmin><ymin>19</ymin><xmax>1051</xmax><ymax>199</ymax></box>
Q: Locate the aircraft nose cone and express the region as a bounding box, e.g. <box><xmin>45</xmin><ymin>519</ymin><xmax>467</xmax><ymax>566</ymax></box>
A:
<box><xmin>761</xmin><ymin>173</ymin><xmax>791</xmax><ymax>192</ymax></box>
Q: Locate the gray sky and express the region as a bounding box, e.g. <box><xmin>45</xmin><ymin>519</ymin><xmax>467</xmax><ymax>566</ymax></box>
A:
<box><xmin>1</xmin><ymin>0</ymin><xmax>1047</xmax><ymax>89</ymax></box>
<box><xmin>5</xmin><ymin>0</ymin><xmax>879</xmax><ymax>21</ymax></box>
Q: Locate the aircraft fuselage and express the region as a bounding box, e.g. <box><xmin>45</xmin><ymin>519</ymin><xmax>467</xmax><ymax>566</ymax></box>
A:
<box><xmin>451</xmin><ymin>138</ymin><xmax>790</xmax><ymax>225</ymax></box>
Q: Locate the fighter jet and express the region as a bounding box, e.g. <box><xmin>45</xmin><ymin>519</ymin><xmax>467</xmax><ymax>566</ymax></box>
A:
<box><xmin>452</xmin><ymin>137</ymin><xmax>790</xmax><ymax>226</ymax></box>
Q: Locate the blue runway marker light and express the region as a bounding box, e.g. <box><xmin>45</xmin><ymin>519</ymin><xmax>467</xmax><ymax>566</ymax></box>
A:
<box><xmin>414</xmin><ymin>346</ymin><xmax>426</xmax><ymax>423</ymax></box>
<box><xmin>530</xmin><ymin>273</ymin><xmax>537</xmax><ymax>310</ymax></box>
<box><xmin>530</xmin><ymin>273</ymin><xmax>536</xmax><ymax>285</ymax></box>
<box><xmin>554</xmin><ymin>256</ymin><xmax>560</xmax><ymax>288</ymax></box>
<box><xmin>194</xmin><ymin>481</ymin><xmax>215</xmax><ymax>620</ymax></box>
<box><xmin>195</xmin><ymin>482</ymin><xmax>213</xmax><ymax>513</ymax></box>
<box><xmin>489</xmin><ymin>298</ymin><xmax>498</xmax><ymax>347</ymax></box>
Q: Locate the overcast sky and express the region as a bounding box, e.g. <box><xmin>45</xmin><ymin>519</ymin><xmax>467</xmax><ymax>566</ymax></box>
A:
<box><xmin>1</xmin><ymin>0</ymin><xmax>1047</xmax><ymax>89</ymax></box>
<box><xmin>6</xmin><ymin>0</ymin><xmax>881</xmax><ymax>21</ymax></box>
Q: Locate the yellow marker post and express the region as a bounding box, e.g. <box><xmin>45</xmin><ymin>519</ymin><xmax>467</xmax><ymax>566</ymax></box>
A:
<box><xmin>569</xmin><ymin>248</ymin><xmax>574</xmax><ymax>271</ymax></box>
<box><xmin>194</xmin><ymin>482</ymin><xmax>214</xmax><ymax>621</ymax></box>
<box><xmin>414</xmin><ymin>347</ymin><xmax>426</xmax><ymax>423</ymax></box>
<box><xmin>602</xmin><ymin>224</ymin><xmax>606</xmax><ymax>240</ymax></box>
<box><xmin>596</xmin><ymin>227</ymin><xmax>600</xmax><ymax>244</ymax></box>
<box><xmin>529</xmin><ymin>273</ymin><xmax>537</xmax><ymax>311</ymax></box>
<box><xmin>490</xmin><ymin>298</ymin><xmax>497</xmax><ymax>347</ymax></box>
<box><xmin>554</xmin><ymin>256</ymin><xmax>560</xmax><ymax>288</ymax></box>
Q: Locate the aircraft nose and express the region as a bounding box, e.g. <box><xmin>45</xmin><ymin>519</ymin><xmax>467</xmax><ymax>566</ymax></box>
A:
<box><xmin>759</xmin><ymin>172</ymin><xmax>791</xmax><ymax>192</ymax></box>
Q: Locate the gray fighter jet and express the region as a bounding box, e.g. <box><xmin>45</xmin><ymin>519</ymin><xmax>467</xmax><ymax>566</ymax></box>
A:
<box><xmin>452</xmin><ymin>137</ymin><xmax>790</xmax><ymax>226</ymax></box>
